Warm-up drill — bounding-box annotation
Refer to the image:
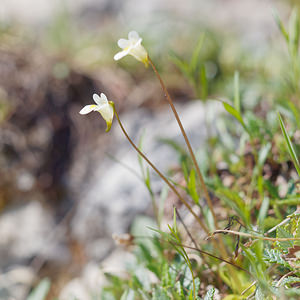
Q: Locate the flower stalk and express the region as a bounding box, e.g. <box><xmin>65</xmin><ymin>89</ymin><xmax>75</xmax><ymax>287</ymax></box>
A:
<box><xmin>147</xmin><ymin>56</ymin><xmax>219</xmax><ymax>230</ymax></box>
<box><xmin>147</xmin><ymin>57</ymin><xmax>242</xmax><ymax>289</ymax></box>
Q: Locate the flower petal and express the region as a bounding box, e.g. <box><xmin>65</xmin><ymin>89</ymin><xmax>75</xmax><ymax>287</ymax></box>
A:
<box><xmin>92</xmin><ymin>94</ymin><xmax>102</xmax><ymax>106</ymax></box>
<box><xmin>118</xmin><ymin>38</ymin><xmax>130</xmax><ymax>49</ymax></box>
<box><xmin>128</xmin><ymin>43</ymin><xmax>148</xmax><ymax>65</ymax></box>
<box><xmin>100</xmin><ymin>93</ymin><xmax>108</xmax><ymax>103</ymax></box>
<box><xmin>128</xmin><ymin>31</ymin><xmax>140</xmax><ymax>41</ymax></box>
<box><xmin>93</xmin><ymin>93</ymin><xmax>107</xmax><ymax>106</ymax></box>
<box><xmin>114</xmin><ymin>49</ymin><xmax>130</xmax><ymax>61</ymax></box>
<box><xmin>79</xmin><ymin>104</ymin><xmax>97</xmax><ymax>115</ymax></box>
<box><xmin>96</xmin><ymin>103</ymin><xmax>114</xmax><ymax>132</ymax></box>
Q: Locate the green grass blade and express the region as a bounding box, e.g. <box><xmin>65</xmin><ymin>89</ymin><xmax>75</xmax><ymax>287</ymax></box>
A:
<box><xmin>278</xmin><ymin>113</ymin><xmax>300</xmax><ymax>177</ymax></box>
<box><xmin>273</xmin><ymin>9</ymin><xmax>289</xmax><ymax>42</ymax></box>
<box><xmin>222</xmin><ymin>101</ymin><xmax>249</xmax><ymax>135</ymax></box>
<box><xmin>169</xmin><ymin>51</ymin><xmax>191</xmax><ymax>80</ymax></box>
<box><xmin>190</xmin><ymin>33</ymin><xmax>205</xmax><ymax>74</ymax></box>
<box><xmin>200</xmin><ymin>64</ymin><xmax>207</xmax><ymax>100</ymax></box>
<box><xmin>222</xmin><ymin>101</ymin><xmax>243</xmax><ymax>124</ymax></box>
<box><xmin>289</xmin><ymin>8</ymin><xmax>300</xmax><ymax>57</ymax></box>
<box><xmin>188</xmin><ymin>169</ymin><xmax>199</xmax><ymax>205</ymax></box>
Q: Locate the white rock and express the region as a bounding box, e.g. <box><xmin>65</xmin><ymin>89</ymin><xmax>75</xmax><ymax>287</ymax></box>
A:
<box><xmin>0</xmin><ymin>201</ymin><xmax>69</xmax><ymax>267</ymax></box>
<box><xmin>59</xmin><ymin>262</ymin><xmax>106</xmax><ymax>300</ymax></box>
<box><xmin>59</xmin><ymin>278</ymin><xmax>90</xmax><ymax>300</ymax></box>
<box><xmin>0</xmin><ymin>266</ymin><xmax>35</xmax><ymax>300</ymax></box>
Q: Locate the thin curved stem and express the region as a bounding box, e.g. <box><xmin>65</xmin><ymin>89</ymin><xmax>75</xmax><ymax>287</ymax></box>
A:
<box><xmin>148</xmin><ymin>56</ymin><xmax>219</xmax><ymax>230</ymax></box>
<box><xmin>171</xmin><ymin>242</ymin><xmax>251</xmax><ymax>275</ymax></box>
<box><xmin>210</xmin><ymin>229</ymin><xmax>300</xmax><ymax>242</ymax></box>
<box><xmin>113</xmin><ymin>106</ymin><xmax>209</xmax><ymax>234</ymax></box>
<box><xmin>147</xmin><ymin>57</ymin><xmax>246</xmax><ymax>288</ymax></box>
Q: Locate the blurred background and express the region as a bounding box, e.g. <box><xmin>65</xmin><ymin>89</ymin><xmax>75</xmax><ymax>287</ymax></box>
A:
<box><xmin>0</xmin><ymin>0</ymin><xmax>298</xmax><ymax>299</ymax></box>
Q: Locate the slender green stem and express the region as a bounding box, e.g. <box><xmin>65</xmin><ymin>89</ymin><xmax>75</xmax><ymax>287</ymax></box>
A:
<box><xmin>113</xmin><ymin>106</ymin><xmax>209</xmax><ymax>234</ymax></box>
<box><xmin>133</xmin><ymin>235</ymin><xmax>250</xmax><ymax>274</ymax></box>
<box><xmin>241</xmin><ymin>280</ymin><xmax>257</xmax><ymax>296</ymax></box>
<box><xmin>210</xmin><ymin>229</ymin><xmax>300</xmax><ymax>242</ymax></box>
<box><xmin>169</xmin><ymin>241</ymin><xmax>250</xmax><ymax>274</ymax></box>
<box><xmin>148</xmin><ymin>56</ymin><xmax>219</xmax><ymax>230</ymax></box>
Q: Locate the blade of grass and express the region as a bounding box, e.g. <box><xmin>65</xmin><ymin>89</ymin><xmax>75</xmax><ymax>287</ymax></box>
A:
<box><xmin>273</xmin><ymin>9</ymin><xmax>289</xmax><ymax>42</ymax></box>
<box><xmin>222</xmin><ymin>101</ymin><xmax>249</xmax><ymax>134</ymax></box>
<box><xmin>190</xmin><ymin>33</ymin><xmax>205</xmax><ymax>74</ymax></box>
<box><xmin>278</xmin><ymin>112</ymin><xmax>300</xmax><ymax>177</ymax></box>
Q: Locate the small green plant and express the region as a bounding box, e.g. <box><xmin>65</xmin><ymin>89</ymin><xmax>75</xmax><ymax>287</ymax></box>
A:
<box><xmin>170</xmin><ymin>34</ymin><xmax>208</xmax><ymax>100</ymax></box>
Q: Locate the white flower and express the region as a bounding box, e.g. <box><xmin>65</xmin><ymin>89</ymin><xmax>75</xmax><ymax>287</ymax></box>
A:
<box><xmin>114</xmin><ymin>31</ymin><xmax>149</xmax><ymax>67</ymax></box>
<box><xmin>79</xmin><ymin>93</ymin><xmax>114</xmax><ymax>132</ymax></box>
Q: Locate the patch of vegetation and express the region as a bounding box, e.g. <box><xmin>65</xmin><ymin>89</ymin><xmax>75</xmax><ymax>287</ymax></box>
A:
<box><xmin>30</xmin><ymin>6</ymin><xmax>300</xmax><ymax>300</ymax></box>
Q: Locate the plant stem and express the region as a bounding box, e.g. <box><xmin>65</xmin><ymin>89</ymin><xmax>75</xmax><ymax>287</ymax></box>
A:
<box><xmin>265</xmin><ymin>217</ymin><xmax>291</xmax><ymax>235</ymax></box>
<box><xmin>210</xmin><ymin>229</ymin><xmax>300</xmax><ymax>242</ymax></box>
<box><xmin>148</xmin><ymin>56</ymin><xmax>219</xmax><ymax>230</ymax></box>
<box><xmin>169</xmin><ymin>241</ymin><xmax>250</xmax><ymax>275</ymax></box>
<box><xmin>147</xmin><ymin>58</ymin><xmax>245</xmax><ymax>289</ymax></box>
<box><xmin>113</xmin><ymin>107</ymin><xmax>209</xmax><ymax>234</ymax></box>
<box><xmin>176</xmin><ymin>207</ymin><xmax>210</xmax><ymax>267</ymax></box>
<box><xmin>275</xmin><ymin>270</ymin><xmax>296</xmax><ymax>287</ymax></box>
<box><xmin>241</xmin><ymin>280</ymin><xmax>257</xmax><ymax>295</ymax></box>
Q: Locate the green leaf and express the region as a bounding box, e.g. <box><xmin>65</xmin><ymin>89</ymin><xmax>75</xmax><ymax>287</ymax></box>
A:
<box><xmin>173</xmin><ymin>207</ymin><xmax>178</xmax><ymax>235</ymax></box>
<box><xmin>188</xmin><ymin>169</ymin><xmax>199</xmax><ymax>204</ymax></box>
<box><xmin>277</xmin><ymin>276</ymin><xmax>300</xmax><ymax>287</ymax></box>
<box><xmin>200</xmin><ymin>65</ymin><xmax>208</xmax><ymax>100</ymax></box>
<box><xmin>258</xmin><ymin>197</ymin><xmax>270</xmax><ymax>228</ymax></box>
<box><xmin>190</xmin><ymin>34</ymin><xmax>205</xmax><ymax>74</ymax></box>
<box><xmin>288</xmin><ymin>100</ymin><xmax>300</xmax><ymax>128</ymax></box>
<box><xmin>288</xmin><ymin>9</ymin><xmax>300</xmax><ymax>57</ymax></box>
<box><xmin>258</xmin><ymin>143</ymin><xmax>271</xmax><ymax>168</ymax></box>
<box><xmin>222</xmin><ymin>101</ymin><xmax>246</xmax><ymax>131</ymax></box>
<box><xmin>264</xmin><ymin>249</ymin><xmax>291</xmax><ymax>269</ymax></box>
<box><xmin>175</xmin><ymin>281</ymin><xmax>185</xmax><ymax>299</ymax></box>
<box><xmin>284</xmin><ymin>288</ymin><xmax>300</xmax><ymax>297</ymax></box>
<box><xmin>161</xmin><ymin>263</ymin><xmax>171</xmax><ymax>287</ymax></box>
<box><xmin>276</xmin><ymin>226</ymin><xmax>294</xmax><ymax>251</ymax></box>
<box><xmin>27</xmin><ymin>278</ymin><xmax>51</xmax><ymax>300</ymax></box>
<box><xmin>274</xmin><ymin>196</ymin><xmax>300</xmax><ymax>206</ymax></box>
<box><xmin>244</xmin><ymin>112</ymin><xmax>264</xmax><ymax>138</ymax></box>
<box><xmin>255</xmin><ymin>286</ymin><xmax>265</xmax><ymax>300</ymax></box>
<box><xmin>152</xmin><ymin>287</ymin><xmax>170</xmax><ymax>300</ymax></box>
<box><xmin>193</xmin><ymin>277</ymin><xmax>200</xmax><ymax>297</ymax></box>
<box><xmin>204</xmin><ymin>287</ymin><xmax>215</xmax><ymax>300</ymax></box>
<box><xmin>278</xmin><ymin>113</ymin><xmax>300</xmax><ymax>177</ymax></box>
<box><xmin>145</xmin><ymin>168</ymin><xmax>151</xmax><ymax>191</ymax></box>
<box><xmin>295</xmin><ymin>217</ymin><xmax>300</xmax><ymax>246</ymax></box>
<box><xmin>169</xmin><ymin>52</ymin><xmax>191</xmax><ymax>80</ymax></box>
<box><xmin>273</xmin><ymin>9</ymin><xmax>289</xmax><ymax>42</ymax></box>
